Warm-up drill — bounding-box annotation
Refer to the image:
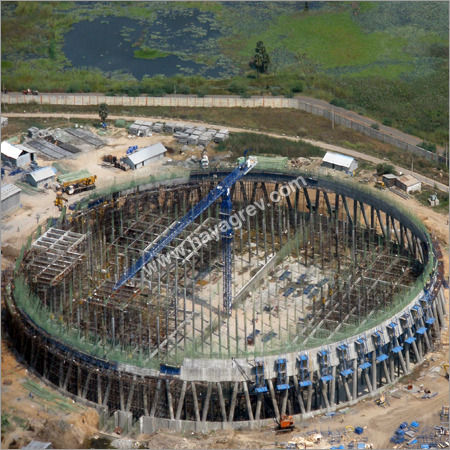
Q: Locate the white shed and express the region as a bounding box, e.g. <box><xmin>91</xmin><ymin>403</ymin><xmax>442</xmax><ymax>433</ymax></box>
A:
<box><xmin>26</xmin><ymin>166</ymin><xmax>57</xmax><ymax>188</ymax></box>
<box><xmin>396</xmin><ymin>175</ymin><xmax>421</xmax><ymax>193</ymax></box>
<box><xmin>1</xmin><ymin>183</ymin><xmax>21</xmax><ymax>215</ymax></box>
<box><xmin>123</xmin><ymin>143</ymin><xmax>167</xmax><ymax>170</ymax></box>
<box><xmin>1</xmin><ymin>141</ymin><xmax>35</xmax><ymax>167</ymax></box>
<box><xmin>321</xmin><ymin>151</ymin><xmax>358</xmax><ymax>175</ymax></box>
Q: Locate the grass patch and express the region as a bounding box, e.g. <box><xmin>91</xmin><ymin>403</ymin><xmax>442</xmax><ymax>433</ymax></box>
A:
<box><xmin>133</xmin><ymin>46</ymin><xmax>170</xmax><ymax>60</ymax></box>
<box><xmin>412</xmin><ymin>185</ymin><xmax>449</xmax><ymax>214</ymax></box>
<box><xmin>217</xmin><ymin>132</ymin><xmax>325</xmax><ymax>160</ymax></box>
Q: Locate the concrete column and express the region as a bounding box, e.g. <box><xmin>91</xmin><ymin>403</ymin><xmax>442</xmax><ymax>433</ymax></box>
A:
<box><xmin>389</xmin><ymin>355</ymin><xmax>395</xmax><ymax>382</ymax></box>
<box><xmin>405</xmin><ymin>345</ymin><xmax>410</xmax><ymax>372</ymax></box>
<box><xmin>306</xmin><ymin>384</ymin><xmax>313</xmax><ymax>412</ymax></box>
<box><xmin>342</xmin><ymin>376</ymin><xmax>352</xmax><ymax>402</ymax></box>
<box><xmin>268</xmin><ymin>379</ymin><xmax>280</xmax><ymax>421</ymax></box>
<box><xmin>352</xmin><ymin>359</ymin><xmax>358</xmax><ymax>399</ymax></box>
<box><xmin>382</xmin><ymin>360</ymin><xmax>392</xmax><ymax>384</ymax></box>
<box><xmin>143</xmin><ymin>383</ymin><xmax>149</xmax><ymax>416</ymax></box>
<box><xmin>242</xmin><ymin>381</ymin><xmax>254</xmax><ymax>421</ymax></box>
<box><xmin>228</xmin><ymin>382</ymin><xmax>238</xmax><ymax>422</ymax></box>
<box><xmin>397</xmin><ymin>351</ymin><xmax>407</xmax><ymax>374</ymax></box>
<box><xmin>281</xmin><ymin>389</ymin><xmax>289</xmax><ymax>415</ymax></box>
<box><xmin>201</xmin><ymin>383</ymin><xmax>213</xmax><ymax>422</ymax></box>
<box><xmin>166</xmin><ymin>380</ymin><xmax>174</xmax><ymax>420</ymax></box>
<box><xmin>363</xmin><ymin>370</ymin><xmax>373</xmax><ymax>393</ymax></box>
<box><xmin>175</xmin><ymin>381</ymin><xmax>187</xmax><ymax>420</ymax></box>
<box><xmin>432</xmin><ymin>304</ymin><xmax>440</xmax><ymax>334</ymax></box>
<box><xmin>96</xmin><ymin>373</ymin><xmax>102</xmax><ymax>405</ymax></box>
<box><xmin>255</xmin><ymin>393</ymin><xmax>262</xmax><ymax>420</ymax></box>
<box><xmin>371</xmin><ymin>352</ymin><xmax>377</xmax><ymax>389</ymax></box>
<box><xmin>217</xmin><ymin>383</ymin><xmax>227</xmax><ymax>422</ymax></box>
<box><xmin>125</xmin><ymin>378</ymin><xmax>136</xmax><ymax>412</ymax></box>
<box><xmin>330</xmin><ymin>366</ymin><xmax>336</xmax><ymax>406</ymax></box>
<box><xmin>412</xmin><ymin>340</ymin><xmax>421</xmax><ymax>363</ymax></box>
<box><xmin>292</xmin><ymin>375</ymin><xmax>306</xmax><ymax>414</ymax></box>
<box><xmin>321</xmin><ymin>381</ymin><xmax>331</xmax><ymax>409</ymax></box>
<box><xmin>102</xmin><ymin>377</ymin><xmax>111</xmax><ymax>408</ymax></box>
<box><xmin>189</xmin><ymin>382</ymin><xmax>201</xmax><ymax>422</ymax></box>
<box><xmin>118</xmin><ymin>379</ymin><xmax>127</xmax><ymax>413</ymax></box>
<box><xmin>150</xmin><ymin>379</ymin><xmax>162</xmax><ymax>417</ymax></box>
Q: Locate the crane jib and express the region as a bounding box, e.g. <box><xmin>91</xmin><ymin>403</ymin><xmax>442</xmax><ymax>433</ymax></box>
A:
<box><xmin>113</xmin><ymin>158</ymin><xmax>257</xmax><ymax>291</ymax></box>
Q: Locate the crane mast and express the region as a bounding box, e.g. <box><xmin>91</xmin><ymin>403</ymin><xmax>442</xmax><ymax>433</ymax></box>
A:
<box><xmin>113</xmin><ymin>154</ymin><xmax>257</xmax><ymax>314</ymax></box>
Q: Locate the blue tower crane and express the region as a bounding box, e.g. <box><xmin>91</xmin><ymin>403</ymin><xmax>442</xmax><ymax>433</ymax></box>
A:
<box><xmin>113</xmin><ymin>154</ymin><xmax>258</xmax><ymax>314</ymax></box>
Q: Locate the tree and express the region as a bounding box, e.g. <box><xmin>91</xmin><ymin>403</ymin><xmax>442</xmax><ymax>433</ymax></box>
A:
<box><xmin>99</xmin><ymin>103</ymin><xmax>108</xmax><ymax>124</ymax></box>
<box><xmin>249</xmin><ymin>41</ymin><xmax>270</xmax><ymax>74</ymax></box>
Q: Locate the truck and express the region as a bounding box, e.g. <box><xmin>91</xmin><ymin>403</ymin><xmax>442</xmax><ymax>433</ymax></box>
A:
<box><xmin>57</xmin><ymin>170</ymin><xmax>97</xmax><ymax>195</ymax></box>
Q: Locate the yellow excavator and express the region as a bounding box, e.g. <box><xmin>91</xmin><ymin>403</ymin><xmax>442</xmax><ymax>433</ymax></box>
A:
<box><xmin>441</xmin><ymin>363</ymin><xmax>449</xmax><ymax>380</ymax></box>
<box><xmin>54</xmin><ymin>192</ymin><xmax>68</xmax><ymax>211</ymax></box>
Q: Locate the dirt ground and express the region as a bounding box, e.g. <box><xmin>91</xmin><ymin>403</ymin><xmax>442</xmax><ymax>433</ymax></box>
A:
<box><xmin>1</xmin><ymin>341</ymin><xmax>99</xmax><ymax>449</ymax></box>
<box><xmin>1</xmin><ymin>122</ymin><xmax>448</xmax><ymax>449</ymax></box>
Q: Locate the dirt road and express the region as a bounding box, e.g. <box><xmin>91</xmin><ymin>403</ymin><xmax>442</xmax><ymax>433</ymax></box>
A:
<box><xmin>4</xmin><ymin>112</ymin><xmax>448</xmax><ymax>193</ymax></box>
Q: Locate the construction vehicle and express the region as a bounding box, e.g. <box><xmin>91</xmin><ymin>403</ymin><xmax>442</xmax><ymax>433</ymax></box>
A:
<box><xmin>375</xmin><ymin>180</ymin><xmax>385</xmax><ymax>190</ymax></box>
<box><xmin>57</xmin><ymin>173</ymin><xmax>97</xmax><ymax>195</ymax></box>
<box><xmin>276</xmin><ymin>415</ymin><xmax>295</xmax><ymax>432</ymax></box>
<box><xmin>54</xmin><ymin>192</ymin><xmax>68</xmax><ymax>211</ymax></box>
<box><xmin>441</xmin><ymin>363</ymin><xmax>449</xmax><ymax>380</ymax></box>
<box><xmin>200</xmin><ymin>154</ymin><xmax>209</xmax><ymax>169</ymax></box>
<box><xmin>22</xmin><ymin>88</ymin><xmax>39</xmax><ymax>95</ymax></box>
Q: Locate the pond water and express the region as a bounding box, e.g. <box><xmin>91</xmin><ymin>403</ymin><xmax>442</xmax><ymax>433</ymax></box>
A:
<box><xmin>63</xmin><ymin>15</ymin><xmax>224</xmax><ymax>79</ymax></box>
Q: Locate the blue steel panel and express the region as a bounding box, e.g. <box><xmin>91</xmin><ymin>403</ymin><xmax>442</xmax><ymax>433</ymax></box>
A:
<box><xmin>254</xmin><ymin>386</ymin><xmax>268</xmax><ymax>394</ymax></box>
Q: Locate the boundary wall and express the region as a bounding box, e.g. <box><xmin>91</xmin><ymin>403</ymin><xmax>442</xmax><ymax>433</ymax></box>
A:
<box><xmin>2</xmin><ymin>93</ymin><xmax>444</xmax><ymax>163</ymax></box>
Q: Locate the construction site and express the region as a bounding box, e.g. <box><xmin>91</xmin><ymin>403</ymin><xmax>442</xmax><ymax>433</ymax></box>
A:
<box><xmin>4</xmin><ymin>147</ymin><xmax>447</xmax><ymax>441</ymax></box>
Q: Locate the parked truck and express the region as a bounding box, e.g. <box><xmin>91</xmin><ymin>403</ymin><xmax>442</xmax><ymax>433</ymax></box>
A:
<box><xmin>56</xmin><ymin>170</ymin><xmax>97</xmax><ymax>195</ymax></box>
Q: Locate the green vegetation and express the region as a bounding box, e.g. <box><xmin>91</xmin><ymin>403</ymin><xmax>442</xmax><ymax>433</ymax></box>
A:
<box><xmin>249</xmin><ymin>41</ymin><xmax>270</xmax><ymax>74</ymax></box>
<box><xmin>98</xmin><ymin>102</ymin><xmax>108</xmax><ymax>123</ymax></box>
<box><xmin>217</xmin><ymin>132</ymin><xmax>325</xmax><ymax>160</ymax></box>
<box><xmin>133</xmin><ymin>46</ymin><xmax>170</xmax><ymax>60</ymax></box>
<box><xmin>412</xmin><ymin>185</ymin><xmax>449</xmax><ymax>214</ymax></box>
<box><xmin>419</xmin><ymin>141</ymin><xmax>437</xmax><ymax>153</ymax></box>
<box><xmin>376</xmin><ymin>163</ymin><xmax>396</xmax><ymax>176</ymax></box>
<box><xmin>1</xmin><ymin>2</ymin><xmax>448</xmax><ymax>144</ymax></box>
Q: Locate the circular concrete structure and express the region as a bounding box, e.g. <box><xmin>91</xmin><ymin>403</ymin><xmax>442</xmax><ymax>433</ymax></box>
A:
<box><xmin>6</xmin><ymin>169</ymin><xmax>445</xmax><ymax>432</ymax></box>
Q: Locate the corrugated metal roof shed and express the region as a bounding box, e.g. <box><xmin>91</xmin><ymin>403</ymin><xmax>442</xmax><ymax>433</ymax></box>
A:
<box><xmin>398</xmin><ymin>175</ymin><xmax>420</xmax><ymax>187</ymax></box>
<box><xmin>1</xmin><ymin>183</ymin><xmax>21</xmax><ymax>200</ymax></box>
<box><xmin>382</xmin><ymin>174</ymin><xmax>397</xmax><ymax>179</ymax></box>
<box><xmin>1</xmin><ymin>141</ymin><xmax>25</xmax><ymax>159</ymax></box>
<box><xmin>126</xmin><ymin>143</ymin><xmax>167</xmax><ymax>165</ymax></box>
<box><xmin>28</xmin><ymin>166</ymin><xmax>57</xmax><ymax>182</ymax></box>
<box><xmin>322</xmin><ymin>151</ymin><xmax>355</xmax><ymax>168</ymax></box>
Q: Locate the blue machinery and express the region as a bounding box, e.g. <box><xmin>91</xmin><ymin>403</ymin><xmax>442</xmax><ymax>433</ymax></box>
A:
<box><xmin>254</xmin><ymin>360</ymin><xmax>268</xmax><ymax>393</ymax></box>
<box><xmin>113</xmin><ymin>154</ymin><xmax>257</xmax><ymax>313</ymax></box>
<box><xmin>298</xmin><ymin>354</ymin><xmax>312</xmax><ymax>387</ymax></box>
<box><xmin>275</xmin><ymin>358</ymin><xmax>290</xmax><ymax>391</ymax></box>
